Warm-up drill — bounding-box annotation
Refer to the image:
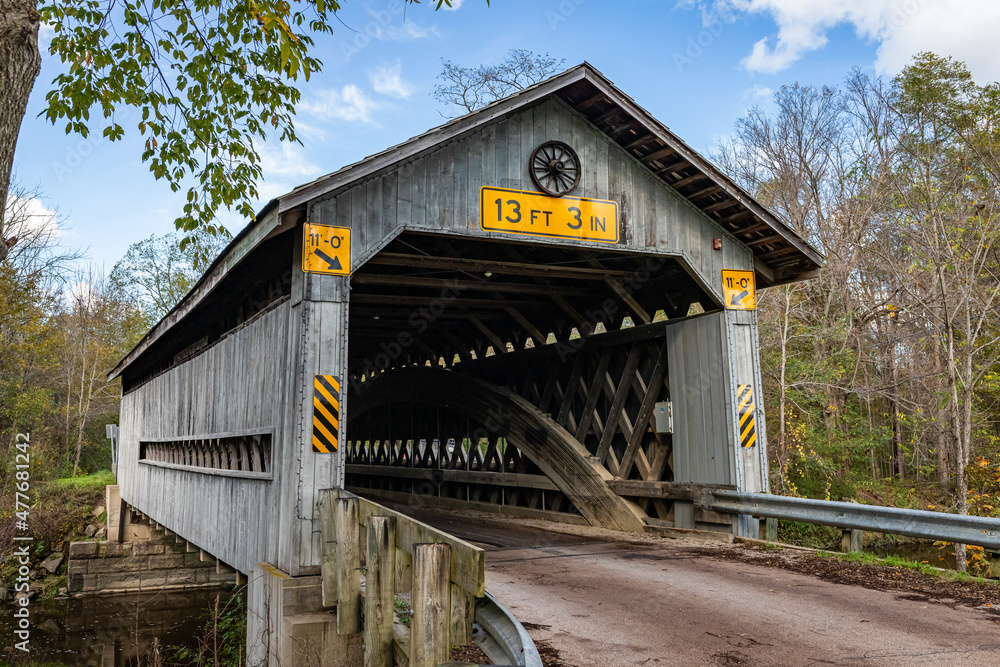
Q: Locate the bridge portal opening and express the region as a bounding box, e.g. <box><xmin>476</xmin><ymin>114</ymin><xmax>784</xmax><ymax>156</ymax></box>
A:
<box><xmin>344</xmin><ymin>231</ymin><xmax>720</xmax><ymax>529</ymax></box>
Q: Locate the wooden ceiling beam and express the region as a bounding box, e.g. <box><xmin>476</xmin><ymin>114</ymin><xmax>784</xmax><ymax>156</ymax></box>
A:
<box><xmin>703</xmin><ymin>198</ymin><xmax>740</xmax><ymax>214</ymax></box>
<box><xmin>351</xmin><ymin>293</ymin><xmax>542</xmax><ymax>309</ymax></box>
<box><xmin>576</xmin><ymin>92</ymin><xmax>609</xmax><ymax>113</ymax></box>
<box><xmin>606</xmin><ymin>279</ymin><xmax>651</xmax><ymax>325</ymax></box>
<box><xmin>503</xmin><ymin>306</ymin><xmax>547</xmax><ymax>346</ymax></box>
<box><xmin>623</xmin><ymin>134</ymin><xmax>658</xmax><ymax>152</ymax></box>
<box><xmin>551</xmin><ymin>294</ymin><xmax>593</xmax><ymax>335</ymax></box>
<box><xmin>469</xmin><ymin>316</ymin><xmax>509</xmax><ymax>354</ymax></box>
<box><xmin>746</xmin><ymin>234</ymin><xmax>785</xmax><ymax>247</ymax></box>
<box><xmin>687</xmin><ymin>184</ymin><xmax>723</xmax><ymax>201</ymax></box>
<box><xmin>655</xmin><ymin>159</ymin><xmax>693</xmax><ymax>176</ymax></box>
<box><xmin>366</xmin><ymin>253</ymin><xmax>632</xmax><ymax>280</ymax></box>
<box><xmin>758</xmin><ymin>245</ymin><xmax>802</xmax><ymax>260</ymax></box>
<box><xmin>592</xmin><ymin>105</ymin><xmax>626</xmax><ymax>127</ymax></box>
<box><xmin>669</xmin><ymin>173</ymin><xmax>709</xmax><ymax>190</ymax></box>
<box><xmin>351</xmin><ymin>273</ymin><xmax>591</xmax><ymax>296</ymax></box>
<box><xmin>734</xmin><ymin>220</ymin><xmax>772</xmax><ymax>235</ymax></box>
<box><xmin>641</xmin><ymin>147</ymin><xmax>678</xmax><ymax>165</ymax></box>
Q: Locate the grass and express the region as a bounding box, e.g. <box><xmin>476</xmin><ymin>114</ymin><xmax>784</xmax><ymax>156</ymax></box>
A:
<box><xmin>394</xmin><ymin>595</ymin><xmax>412</xmax><ymax>625</ymax></box>
<box><xmin>48</xmin><ymin>470</ymin><xmax>115</xmax><ymax>491</ymax></box>
<box><xmin>816</xmin><ymin>550</ymin><xmax>1000</xmax><ymax>585</ymax></box>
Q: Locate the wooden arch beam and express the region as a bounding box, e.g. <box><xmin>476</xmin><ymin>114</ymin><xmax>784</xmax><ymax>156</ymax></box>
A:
<box><xmin>348</xmin><ymin>367</ymin><xmax>646</xmax><ymax>533</ymax></box>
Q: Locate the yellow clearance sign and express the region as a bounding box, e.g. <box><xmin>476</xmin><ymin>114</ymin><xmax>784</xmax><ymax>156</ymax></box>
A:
<box><xmin>480</xmin><ymin>186</ymin><xmax>619</xmax><ymax>243</ymax></box>
<box><xmin>722</xmin><ymin>269</ymin><xmax>756</xmax><ymax>310</ymax></box>
<box><xmin>303</xmin><ymin>223</ymin><xmax>351</xmax><ymax>275</ymax></box>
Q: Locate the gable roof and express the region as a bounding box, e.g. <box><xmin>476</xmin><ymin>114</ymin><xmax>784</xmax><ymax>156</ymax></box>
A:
<box><xmin>110</xmin><ymin>62</ymin><xmax>822</xmax><ymax>380</ymax></box>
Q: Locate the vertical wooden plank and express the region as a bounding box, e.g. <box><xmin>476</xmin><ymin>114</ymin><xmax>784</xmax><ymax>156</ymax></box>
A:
<box><xmin>507</xmin><ymin>112</ymin><xmax>521</xmax><ymax>188</ymax></box>
<box><xmin>482</xmin><ymin>124</ymin><xmax>496</xmax><ymax>189</ymax></box>
<box><xmin>394</xmin><ymin>548</ymin><xmax>413</xmax><ymax>594</ymax></box>
<box><xmin>411</xmin><ymin>543</ymin><xmax>451</xmax><ymax>667</ymax></box>
<box><xmin>467</xmin><ymin>133</ymin><xmax>483</xmax><ymax>229</ymax></box>
<box><xmin>449</xmin><ymin>582</ymin><xmax>475</xmax><ymax>646</ymax></box>
<box><xmin>412</xmin><ymin>156</ymin><xmax>427</xmax><ymax>228</ymax></box>
<box><xmin>495</xmin><ymin>119</ymin><xmax>509</xmax><ymax>188</ymax></box>
<box><xmin>319</xmin><ymin>489</ymin><xmax>338</xmax><ymax>607</ymax></box>
<box><xmin>335</xmin><ymin>496</ymin><xmax>362</xmax><ymax>635</ymax></box>
<box><xmin>381</xmin><ymin>172</ymin><xmax>397</xmax><ymax>241</ymax></box>
<box><xmin>364</xmin><ymin>516</ymin><xmax>396</xmax><ymax>667</ymax></box>
<box><xmin>398</xmin><ymin>162</ymin><xmax>412</xmax><ymax>226</ymax></box>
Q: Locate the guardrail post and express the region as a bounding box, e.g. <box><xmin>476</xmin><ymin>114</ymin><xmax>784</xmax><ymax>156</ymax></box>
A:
<box><xmin>841</xmin><ymin>529</ymin><xmax>863</xmax><ymax>554</ymax></box>
<box><xmin>335</xmin><ymin>495</ymin><xmax>362</xmax><ymax>635</ymax></box>
<box><xmin>411</xmin><ymin>542</ymin><xmax>452</xmax><ymax>667</ymax></box>
<box><xmin>365</xmin><ymin>515</ymin><xmax>396</xmax><ymax>667</ymax></box>
<box><xmin>764</xmin><ymin>517</ymin><xmax>778</xmax><ymax>542</ymax></box>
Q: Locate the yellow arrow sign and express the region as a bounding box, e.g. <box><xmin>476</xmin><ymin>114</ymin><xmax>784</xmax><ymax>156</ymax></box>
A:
<box><xmin>722</xmin><ymin>269</ymin><xmax>756</xmax><ymax>310</ymax></box>
<box><xmin>303</xmin><ymin>223</ymin><xmax>351</xmax><ymax>275</ymax></box>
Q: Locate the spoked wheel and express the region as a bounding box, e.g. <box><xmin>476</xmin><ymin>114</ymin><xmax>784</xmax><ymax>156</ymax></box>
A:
<box><xmin>530</xmin><ymin>141</ymin><xmax>581</xmax><ymax>196</ymax></box>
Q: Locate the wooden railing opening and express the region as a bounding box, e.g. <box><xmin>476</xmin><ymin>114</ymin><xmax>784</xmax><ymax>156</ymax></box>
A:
<box><xmin>318</xmin><ymin>488</ymin><xmax>486</xmax><ymax>667</ymax></box>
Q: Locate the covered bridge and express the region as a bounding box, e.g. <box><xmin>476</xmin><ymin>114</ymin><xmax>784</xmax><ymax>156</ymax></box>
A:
<box><xmin>109</xmin><ymin>62</ymin><xmax>821</xmax><ymax>659</ymax></box>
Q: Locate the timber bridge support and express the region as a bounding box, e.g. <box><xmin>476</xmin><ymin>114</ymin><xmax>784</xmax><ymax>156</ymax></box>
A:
<box><xmin>108</xmin><ymin>63</ymin><xmax>821</xmax><ymax>664</ymax></box>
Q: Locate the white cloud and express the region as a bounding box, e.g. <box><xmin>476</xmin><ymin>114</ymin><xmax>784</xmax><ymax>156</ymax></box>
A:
<box><xmin>369</xmin><ymin>61</ymin><xmax>414</xmax><ymax>99</ymax></box>
<box><xmin>7</xmin><ymin>195</ymin><xmax>61</xmax><ymax>239</ymax></box>
<box><xmin>702</xmin><ymin>0</ymin><xmax>1000</xmax><ymax>82</ymax></box>
<box><xmin>743</xmin><ymin>84</ymin><xmax>773</xmax><ymax>100</ymax></box>
<box><xmin>299</xmin><ymin>85</ymin><xmax>378</xmax><ymax>124</ymax></box>
<box><xmin>258</xmin><ymin>142</ymin><xmax>321</xmax><ymax>180</ymax></box>
<box><xmin>440</xmin><ymin>0</ymin><xmax>465</xmax><ymax>9</ymax></box>
<box><xmin>384</xmin><ymin>22</ymin><xmax>439</xmax><ymax>40</ymax></box>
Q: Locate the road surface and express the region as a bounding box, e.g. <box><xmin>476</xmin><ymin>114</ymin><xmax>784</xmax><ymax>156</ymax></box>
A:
<box><xmin>405</xmin><ymin>508</ymin><xmax>1000</xmax><ymax>667</ymax></box>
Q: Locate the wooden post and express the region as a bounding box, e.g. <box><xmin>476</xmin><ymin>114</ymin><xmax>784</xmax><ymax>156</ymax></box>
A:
<box><xmin>411</xmin><ymin>543</ymin><xmax>451</xmax><ymax>667</ymax></box>
<box><xmin>449</xmin><ymin>582</ymin><xmax>474</xmax><ymax>645</ymax></box>
<box><xmin>335</xmin><ymin>496</ymin><xmax>362</xmax><ymax>635</ymax></box>
<box><xmin>765</xmin><ymin>517</ymin><xmax>778</xmax><ymax>543</ymax></box>
<box><xmin>319</xmin><ymin>489</ymin><xmax>338</xmax><ymax>607</ymax></box>
<box><xmin>841</xmin><ymin>529</ymin><xmax>863</xmax><ymax>553</ymax></box>
<box><xmin>365</xmin><ymin>516</ymin><xmax>396</xmax><ymax>667</ymax></box>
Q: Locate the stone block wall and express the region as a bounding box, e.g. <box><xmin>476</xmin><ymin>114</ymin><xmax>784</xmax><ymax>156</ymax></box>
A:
<box><xmin>67</xmin><ymin>539</ymin><xmax>236</xmax><ymax>595</ymax></box>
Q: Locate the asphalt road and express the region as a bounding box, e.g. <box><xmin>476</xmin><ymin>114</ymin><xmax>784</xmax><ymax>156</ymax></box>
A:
<box><xmin>404</xmin><ymin>508</ymin><xmax>1000</xmax><ymax>667</ymax></box>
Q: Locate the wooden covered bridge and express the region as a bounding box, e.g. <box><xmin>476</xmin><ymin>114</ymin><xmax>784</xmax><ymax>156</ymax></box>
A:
<box><xmin>109</xmin><ymin>63</ymin><xmax>821</xmax><ymax>664</ymax></box>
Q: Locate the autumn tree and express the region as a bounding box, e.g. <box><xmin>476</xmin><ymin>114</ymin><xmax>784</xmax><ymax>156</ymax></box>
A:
<box><xmin>110</xmin><ymin>230</ymin><xmax>227</xmax><ymax>326</ymax></box>
<box><xmin>434</xmin><ymin>49</ymin><xmax>564</xmax><ymax>115</ymax></box>
<box><xmin>0</xmin><ymin>0</ymin><xmax>466</xmax><ymax>260</ymax></box>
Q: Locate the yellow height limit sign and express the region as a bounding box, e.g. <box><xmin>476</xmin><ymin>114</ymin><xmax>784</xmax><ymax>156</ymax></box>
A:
<box><xmin>481</xmin><ymin>186</ymin><xmax>619</xmax><ymax>243</ymax></box>
<box><xmin>303</xmin><ymin>222</ymin><xmax>351</xmax><ymax>275</ymax></box>
<box><xmin>722</xmin><ymin>269</ymin><xmax>756</xmax><ymax>310</ymax></box>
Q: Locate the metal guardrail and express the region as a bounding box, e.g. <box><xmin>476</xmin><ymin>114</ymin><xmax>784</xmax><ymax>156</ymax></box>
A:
<box><xmin>707</xmin><ymin>490</ymin><xmax>1000</xmax><ymax>551</ymax></box>
<box><xmin>472</xmin><ymin>591</ymin><xmax>543</xmax><ymax>667</ymax></box>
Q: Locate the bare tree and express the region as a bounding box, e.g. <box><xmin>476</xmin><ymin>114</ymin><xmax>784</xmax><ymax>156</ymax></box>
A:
<box><xmin>433</xmin><ymin>49</ymin><xmax>564</xmax><ymax>115</ymax></box>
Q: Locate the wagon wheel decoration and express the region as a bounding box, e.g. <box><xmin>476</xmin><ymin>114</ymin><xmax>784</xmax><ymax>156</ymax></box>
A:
<box><xmin>530</xmin><ymin>141</ymin><xmax>581</xmax><ymax>196</ymax></box>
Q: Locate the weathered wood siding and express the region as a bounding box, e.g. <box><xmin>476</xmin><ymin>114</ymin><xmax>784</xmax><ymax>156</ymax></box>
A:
<box><xmin>118</xmin><ymin>288</ymin><xmax>343</xmax><ymax>575</ymax></box>
<box><xmin>306</xmin><ymin>97</ymin><xmax>753</xmax><ymax>301</ymax></box>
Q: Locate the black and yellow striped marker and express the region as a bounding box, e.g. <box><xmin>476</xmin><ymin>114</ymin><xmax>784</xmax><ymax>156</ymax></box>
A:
<box><xmin>312</xmin><ymin>375</ymin><xmax>340</xmax><ymax>453</ymax></box>
<box><xmin>737</xmin><ymin>384</ymin><xmax>757</xmax><ymax>448</ymax></box>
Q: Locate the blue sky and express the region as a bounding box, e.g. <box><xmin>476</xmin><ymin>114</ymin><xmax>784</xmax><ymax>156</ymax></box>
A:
<box><xmin>14</xmin><ymin>0</ymin><xmax>1000</xmax><ymax>270</ymax></box>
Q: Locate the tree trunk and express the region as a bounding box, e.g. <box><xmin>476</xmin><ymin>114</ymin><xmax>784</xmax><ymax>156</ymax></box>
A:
<box><xmin>0</xmin><ymin>0</ymin><xmax>41</xmax><ymax>258</ymax></box>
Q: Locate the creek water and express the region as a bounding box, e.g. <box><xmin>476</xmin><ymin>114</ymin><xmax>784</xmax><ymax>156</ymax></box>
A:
<box><xmin>1</xmin><ymin>587</ymin><xmax>236</xmax><ymax>666</ymax></box>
